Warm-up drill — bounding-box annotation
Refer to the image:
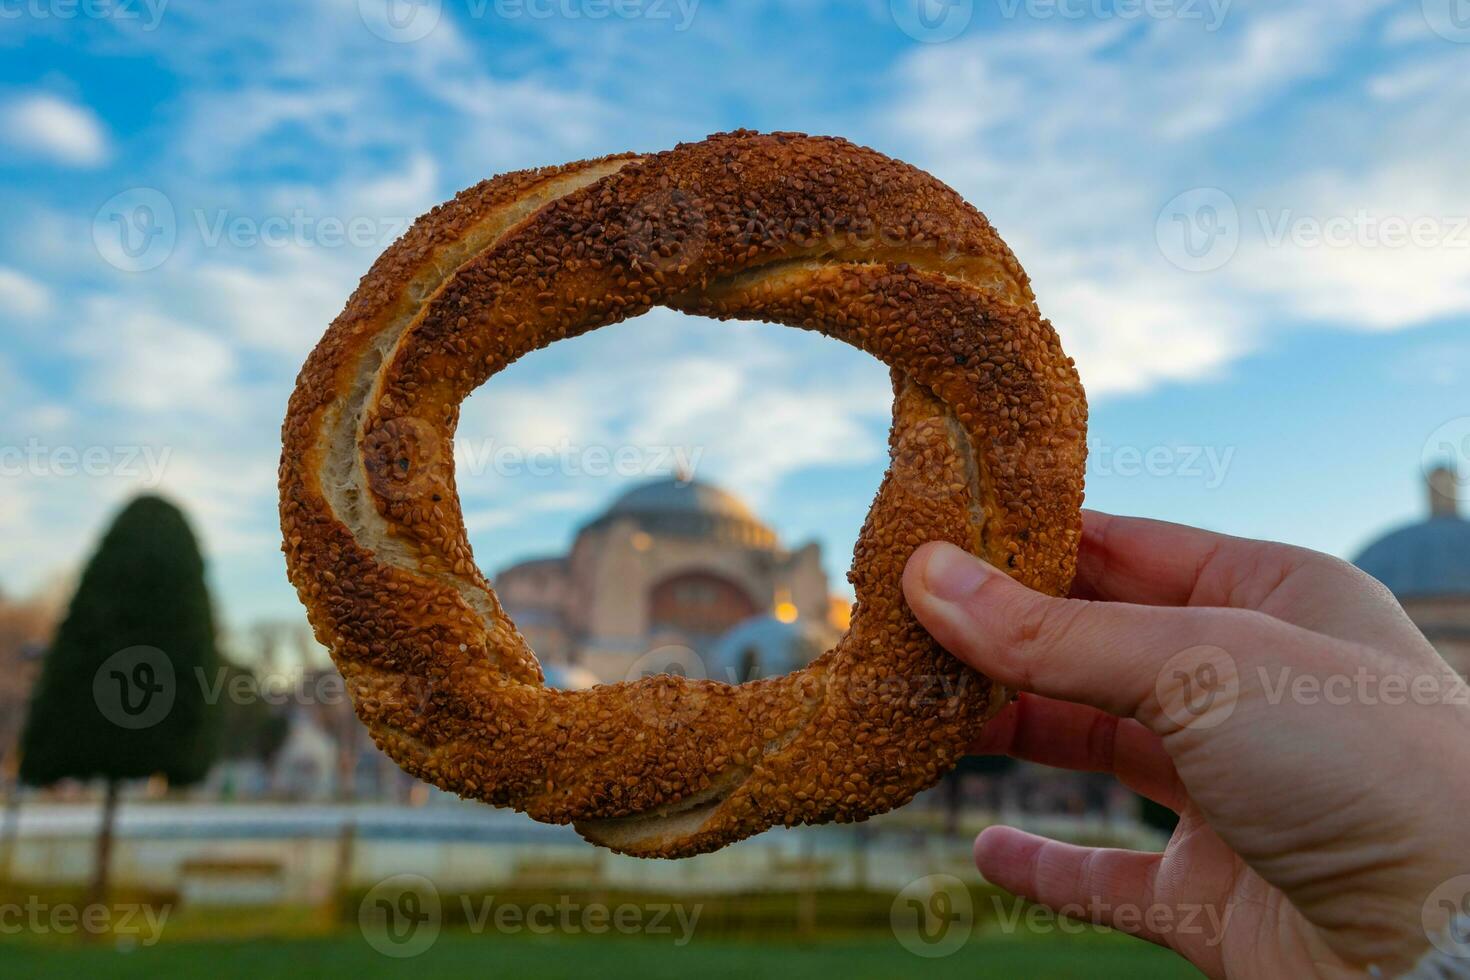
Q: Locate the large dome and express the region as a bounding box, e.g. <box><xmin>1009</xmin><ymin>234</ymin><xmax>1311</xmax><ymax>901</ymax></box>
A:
<box><xmin>609</xmin><ymin>478</ymin><xmax>760</xmax><ymax>522</ymax></box>
<box><xmin>1354</xmin><ymin>516</ymin><xmax>1470</xmax><ymax>600</ymax></box>
<box><xmin>582</xmin><ymin>476</ymin><xmax>777</xmax><ymax>547</ymax></box>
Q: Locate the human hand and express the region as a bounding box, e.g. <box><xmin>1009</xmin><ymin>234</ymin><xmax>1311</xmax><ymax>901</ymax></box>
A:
<box><xmin>903</xmin><ymin>511</ymin><xmax>1470</xmax><ymax>978</ymax></box>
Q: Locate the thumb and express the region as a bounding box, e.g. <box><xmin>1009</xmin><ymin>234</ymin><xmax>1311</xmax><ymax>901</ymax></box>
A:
<box><xmin>903</xmin><ymin>541</ymin><xmax>1287</xmax><ymax>733</ymax></box>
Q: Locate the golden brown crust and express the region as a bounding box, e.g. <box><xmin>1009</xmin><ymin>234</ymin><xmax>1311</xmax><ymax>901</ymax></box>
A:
<box><xmin>279</xmin><ymin>131</ymin><xmax>1087</xmax><ymax>858</ymax></box>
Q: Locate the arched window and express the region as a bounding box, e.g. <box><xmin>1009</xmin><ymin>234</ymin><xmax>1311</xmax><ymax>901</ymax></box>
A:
<box><xmin>648</xmin><ymin>571</ymin><xmax>758</xmax><ymax>641</ymax></box>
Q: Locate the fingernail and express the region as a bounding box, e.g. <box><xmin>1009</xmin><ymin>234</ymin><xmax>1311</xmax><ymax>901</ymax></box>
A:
<box><xmin>920</xmin><ymin>542</ymin><xmax>1000</xmax><ymax>603</ymax></box>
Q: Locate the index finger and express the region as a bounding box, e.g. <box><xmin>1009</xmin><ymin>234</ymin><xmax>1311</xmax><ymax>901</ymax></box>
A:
<box><xmin>1075</xmin><ymin>511</ymin><xmax>1418</xmax><ymax>649</ymax></box>
<box><xmin>1072</xmin><ymin>510</ymin><xmax>1248</xmax><ymax>606</ymax></box>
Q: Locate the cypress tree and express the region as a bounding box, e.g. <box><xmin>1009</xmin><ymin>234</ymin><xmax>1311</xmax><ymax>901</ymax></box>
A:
<box><xmin>19</xmin><ymin>495</ymin><xmax>222</xmax><ymax>910</ymax></box>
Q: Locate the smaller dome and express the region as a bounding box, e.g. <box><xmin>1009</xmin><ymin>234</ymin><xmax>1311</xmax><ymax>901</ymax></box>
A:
<box><xmin>707</xmin><ymin>614</ymin><xmax>828</xmax><ymax>683</ymax></box>
<box><xmin>1353</xmin><ymin>517</ymin><xmax>1470</xmax><ymax>600</ymax></box>
<box><xmin>1353</xmin><ymin>467</ymin><xmax>1470</xmax><ymax>600</ymax></box>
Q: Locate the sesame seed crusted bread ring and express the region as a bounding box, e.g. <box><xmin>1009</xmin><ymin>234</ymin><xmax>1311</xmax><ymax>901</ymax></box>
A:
<box><xmin>279</xmin><ymin>131</ymin><xmax>1087</xmax><ymax>858</ymax></box>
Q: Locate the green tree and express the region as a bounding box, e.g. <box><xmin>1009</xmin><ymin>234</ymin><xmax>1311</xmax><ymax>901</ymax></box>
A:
<box><xmin>19</xmin><ymin>495</ymin><xmax>222</xmax><ymax>912</ymax></box>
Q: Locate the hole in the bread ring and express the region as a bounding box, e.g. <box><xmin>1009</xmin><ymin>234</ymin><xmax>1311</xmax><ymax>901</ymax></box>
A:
<box><xmin>449</xmin><ymin>311</ymin><xmax>891</xmax><ymax>688</ymax></box>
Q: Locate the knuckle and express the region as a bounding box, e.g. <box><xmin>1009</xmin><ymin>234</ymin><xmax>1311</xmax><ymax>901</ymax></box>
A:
<box><xmin>994</xmin><ymin>595</ymin><xmax>1089</xmax><ymax>687</ymax></box>
<box><xmin>1211</xmin><ymin>605</ymin><xmax>1278</xmax><ymax>640</ymax></box>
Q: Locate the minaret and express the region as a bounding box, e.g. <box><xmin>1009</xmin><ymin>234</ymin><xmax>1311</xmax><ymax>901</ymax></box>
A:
<box><xmin>1428</xmin><ymin>465</ymin><xmax>1461</xmax><ymax>519</ymax></box>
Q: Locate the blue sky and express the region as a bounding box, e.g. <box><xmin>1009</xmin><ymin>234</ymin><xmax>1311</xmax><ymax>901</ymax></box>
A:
<box><xmin>1</xmin><ymin>0</ymin><xmax>1467</xmax><ymax>632</ymax></box>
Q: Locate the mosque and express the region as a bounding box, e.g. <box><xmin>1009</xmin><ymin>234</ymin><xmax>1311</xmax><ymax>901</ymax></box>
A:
<box><xmin>252</xmin><ymin>463</ymin><xmax>1470</xmax><ymax>807</ymax></box>
<box><xmin>495</xmin><ymin>464</ymin><xmax>1470</xmax><ymax>691</ymax></box>
<box><xmin>1354</xmin><ymin>465</ymin><xmax>1470</xmax><ymax>678</ymax></box>
<box><xmin>494</xmin><ymin>476</ymin><xmax>851</xmax><ymax>687</ymax></box>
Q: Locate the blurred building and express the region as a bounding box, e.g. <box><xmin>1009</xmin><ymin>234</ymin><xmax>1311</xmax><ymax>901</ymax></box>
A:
<box><xmin>0</xmin><ymin>588</ymin><xmax>64</xmax><ymax>787</ymax></box>
<box><xmin>1354</xmin><ymin>466</ymin><xmax>1470</xmax><ymax>677</ymax></box>
<box><xmin>495</xmin><ymin>476</ymin><xmax>846</xmax><ymax>682</ymax></box>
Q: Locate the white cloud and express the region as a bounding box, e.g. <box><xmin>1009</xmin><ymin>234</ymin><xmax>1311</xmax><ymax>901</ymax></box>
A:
<box><xmin>0</xmin><ymin>266</ymin><xmax>51</xmax><ymax>318</ymax></box>
<box><xmin>1230</xmin><ymin>165</ymin><xmax>1470</xmax><ymax>329</ymax></box>
<box><xmin>3</xmin><ymin>93</ymin><xmax>110</xmax><ymax>167</ymax></box>
<box><xmin>1032</xmin><ymin>259</ymin><xmax>1251</xmax><ymax>395</ymax></box>
<box><xmin>455</xmin><ymin>310</ymin><xmax>893</xmax><ymax>514</ymax></box>
<box><xmin>190</xmin><ymin>256</ymin><xmax>355</xmax><ymax>360</ymax></box>
<box><xmin>176</xmin><ymin>87</ymin><xmax>363</xmax><ymax>175</ymax></box>
<box><xmin>68</xmin><ymin>300</ymin><xmax>243</xmax><ymax>416</ymax></box>
<box><xmin>1381</xmin><ymin>7</ymin><xmax>1439</xmax><ymax>44</ymax></box>
<box><xmin>881</xmin><ymin>0</ymin><xmax>1461</xmax><ymax>395</ymax></box>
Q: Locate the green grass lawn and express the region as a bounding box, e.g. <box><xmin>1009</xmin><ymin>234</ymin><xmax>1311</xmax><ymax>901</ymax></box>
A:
<box><xmin>0</xmin><ymin>881</ymin><xmax>1205</xmax><ymax>978</ymax></box>
<box><xmin>3</xmin><ymin>931</ymin><xmax>1202</xmax><ymax>979</ymax></box>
